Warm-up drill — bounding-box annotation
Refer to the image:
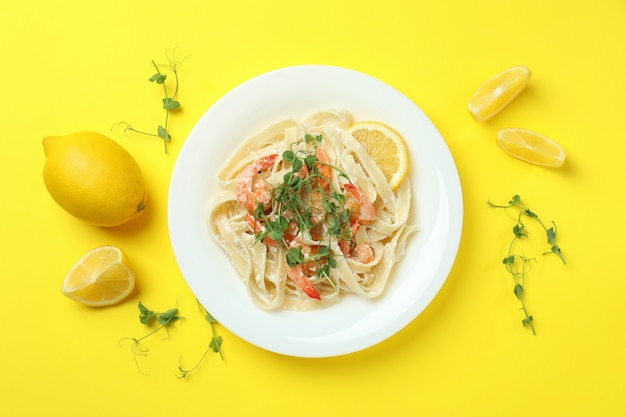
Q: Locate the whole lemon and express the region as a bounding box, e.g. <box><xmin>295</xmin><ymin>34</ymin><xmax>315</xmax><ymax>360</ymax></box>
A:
<box><xmin>43</xmin><ymin>131</ymin><xmax>148</xmax><ymax>227</ymax></box>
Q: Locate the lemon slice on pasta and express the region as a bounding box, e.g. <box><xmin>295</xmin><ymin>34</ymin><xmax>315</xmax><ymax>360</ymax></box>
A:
<box><xmin>347</xmin><ymin>121</ymin><xmax>409</xmax><ymax>190</ymax></box>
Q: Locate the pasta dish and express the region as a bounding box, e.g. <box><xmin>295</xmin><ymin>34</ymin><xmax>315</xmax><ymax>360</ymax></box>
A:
<box><xmin>208</xmin><ymin>110</ymin><xmax>417</xmax><ymax>311</ymax></box>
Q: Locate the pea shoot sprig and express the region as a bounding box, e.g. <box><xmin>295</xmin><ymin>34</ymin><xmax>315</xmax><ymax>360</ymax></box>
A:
<box><xmin>177</xmin><ymin>301</ymin><xmax>224</xmax><ymax>379</ymax></box>
<box><xmin>118</xmin><ymin>301</ymin><xmax>184</xmax><ymax>375</ymax></box>
<box><xmin>487</xmin><ymin>195</ymin><xmax>567</xmax><ymax>335</ymax></box>
<box><xmin>121</xmin><ymin>300</ymin><xmax>225</xmax><ymax>377</ymax></box>
<box><xmin>115</xmin><ymin>50</ymin><xmax>188</xmax><ymax>153</ymax></box>
<box><xmin>251</xmin><ymin>134</ymin><xmax>352</xmax><ymax>288</ymax></box>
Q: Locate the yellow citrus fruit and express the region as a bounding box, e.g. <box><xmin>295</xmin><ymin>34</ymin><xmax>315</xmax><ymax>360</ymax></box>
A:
<box><xmin>43</xmin><ymin>131</ymin><xmax>147</xmax><ymax>227</ymax></box>
<box><xmin>468</xmin><ymin>65</ymin><xmax>531</xmax><ymax>122</ymax></box>
<box><xmin>496</xmin><ymin>128</ymin><xmax>566</xmax><ymax>168</ymax></box>
<box><xmin>347</xmin><ymin>121</ymin><xmax>409</xmax><ymax>190</ymax></box>
<box><xmin>61</xmin><ymin>246</ymin><xmax>135</xmax><ymax>307</ymax></box>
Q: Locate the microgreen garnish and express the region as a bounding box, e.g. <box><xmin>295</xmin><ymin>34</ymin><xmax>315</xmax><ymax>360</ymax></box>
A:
<box><xmin>114</xmin><ymin>50</ymin><xmax>188</xmax><ymax>153</ymax></box>
<box><xmin>119</xmin><ymin>301</ymin><xmax>184</xmax><ymax>375</ymax></box>
<box><xmin>487</xmin><ymin>195</ymin><xmax>567</xmax><ymax>334</ymax></box>
<box><xmin>249</xmin><ymin>135</ymin><xmax>353</xmax><ymax>290</ymax></box>
<box><xmin>177</xmin><ymin>300</ymin><xmax>224</xmax><ymax>379</ymax></box>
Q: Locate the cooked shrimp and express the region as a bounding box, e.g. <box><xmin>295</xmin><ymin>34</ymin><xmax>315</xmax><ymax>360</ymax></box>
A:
<box><xmin>236</xmin><ymin>154</ymin><xmax>277</xmax><ymax>213</ymax></box>
<box><xmin>309</xmin><ymin>223</ymin><xmax>325</xmax><ymax>242</ymax></box>
<box><xmin>285</xmin><ymin>235</ymin><xmax>326</xmax><ymax>300</ymax></box>
<box><xmin>338</xmin><ymin>182</ymin><xmax>376</xmax><ymax>264</ymax></box>
<box><xmin>287</xmin><ymin>264</ymin><xmax>321</xmax><ymax>300</ymax></box>
<box><xmin>338</xmin><ymin>239</ymin><xmax>375</xmax><ymax>264</ymax></box>
<box><xmin>307</xmin><ymin>190</ymin><xmax>327</xmax><ymax>225</ymax></box>
<box><xmin>281</xmin><ymin>209</ymin><xmax>300</xmax><ymax>242</ymax></box>
<box><xmin>344</xmin><ymin>182</ymin><xmax>376</xmax><ymax>223</ymax></box>
<box><xmin>312</xmin><ymin>148</ymin><xmax>331</xmax><ymax>190</ymax></box>
<box><xmin>337</xmin><ymin>238</ymin><xmax>351</xmax><ymax>257</ymax></box>
<box><xmin>351</xmin><ymin>242</ymin><xmax>374</xmax><ymax>263</ymax></box>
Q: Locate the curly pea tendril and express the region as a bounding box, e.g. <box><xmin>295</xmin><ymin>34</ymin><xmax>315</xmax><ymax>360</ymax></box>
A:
<box><xmin>119</xmin><ymin>300</ymin><xmax>223</xmax><ymax>377</ymax></box>
<box><xmin>487</xmin><ymin>195</ymin><xmax>566</xmax><ymax>335</ymax></box>
<box><xmin>113</xmin><ymin>50</ymin><xmax>188</xmax><ymax>154</ymax></box>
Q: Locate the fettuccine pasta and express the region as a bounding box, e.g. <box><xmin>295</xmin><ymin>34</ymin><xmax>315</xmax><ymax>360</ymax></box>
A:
<box><xmin>208</xmin><ymin>110</ymin><xmax>417</xmax><ymax>311</ymax></box>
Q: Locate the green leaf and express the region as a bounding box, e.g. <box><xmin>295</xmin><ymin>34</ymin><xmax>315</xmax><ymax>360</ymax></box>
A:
<box><xmin>205</xmin><ymin>312</ymin><xmax>216</xmax><ymax>323</ymax></box>
<box><xmin>502</xmin><ymin>256</ymin><xmax>515</xmax><ymax>265</ymax></box>
<box><xmin>209</xmin><ymin>336</ymin><xmax>223</xmax><ymax>353</ymax></box>
<box><xmin>157</xmin><ymin>125</ymin><xmax>170</xmax><ymax>141</ymax></box>
<box><xmin>316</xmin><ymin>264</ymin><xmax>330</xmax><ymax>279</ymax></box>
<box><xmin>282</xmin><ymin>172</ymin><xmax>293</xmax><ymax>186</ymax></box>
<box><xmin>138</xmin><ymin>301</ymin><xmax>149</xmax><ymax>313</ymax></box>
<box><xmin>513</xmin><ymin>223</ymin><xmax>525</xmax><ymax>237</ymax></box>
<box><xmin>289</xmin><ymin>175</ymin><xmax>301</xmax><ymax>187</ymax></box>
<box><xmin>149</xmin><ymin>73</ymin><xmax>167</xmax><ymax>84</ymax></box>
<box><xmin>292</xmin><ymin>158</ymin><xmax>303</xmax><ymax>173</ymax></box>
<box><xmin>305</xmin><ymin>154</ymin><xmax>317</xmax><ymax>170</ymax></box>
<box><xmin>278</xmin><ymin>216</ymin><xmax>288</xmax><ymax>229</ymax></box>
<box><xmin>286</xmin><ymin>247</ymin><xmax>304</xmax><ymax>267</ymax></box>
<box><xmin>267</xmin><ymin>229</ymin><xmax>283</xmax><ymax>242</ymax></box>
<box><xmin>158</xmin><ymin>308</ymin><xmax>180</xmax><ymax>325</ymax></box>
<box><xmin>138</xmin><ymin>302</ymin><xmax>156</xmax><ymax>324</ymax></box>
<box><xmin>254</xmin><ymin>202</ymin><xmax>264</xmax><ymax>218</ymax></box>
<box><xmin>524</xmin><ymin>208</ymin><xmax>537</xmax><ymax>218</ymax></box>
<box><xmin>522</xmin><ymin>316</ymin><xmax>533</xmax><ymax>327</ymax></box>
<box><xmin>282</xmin><ymin>150</ymin><xmax>295</xmax><ymax>163</ymax></box>
<box><xmin>322</xmin><ymin>198</ymin><xmax>336</xmax><ymax>214</ymax></box>
<box><xmin>509</xmin><ymin>195</ymin><xmax>521</xmax><ymax>205</ymax></box>
<box><xmin>513</xmin><ymin>284</ymin><xmax>524</xmax><ymax>300</ymax></box>
<box><xmin>162</xmin><ymin>97</ymin><xmax>180</xmax><ymax>110</ymax></box>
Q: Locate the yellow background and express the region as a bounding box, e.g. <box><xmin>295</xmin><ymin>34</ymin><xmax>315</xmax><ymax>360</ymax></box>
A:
<box><xmin>1</xmin><ymin>0</ymin><xmax>624</xmax><ymax>415</ymax></box>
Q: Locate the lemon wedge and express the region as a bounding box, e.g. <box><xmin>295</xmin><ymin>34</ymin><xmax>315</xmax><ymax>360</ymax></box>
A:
<box><xmin>496</xmin><ymin>128</ymin><xmax>566</xmax><ymax>168</ymax></box>
<box><xmin>61</xmin><ymin>246</ymin><xmax>135</xmax><ymax>307</ymax></box>
<box><xmin>468</xmin><ymin>65</ymin><xmax>531</xmax><ymax>122</ymax></box>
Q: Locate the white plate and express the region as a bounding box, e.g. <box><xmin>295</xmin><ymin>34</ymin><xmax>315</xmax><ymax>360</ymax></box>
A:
<box><xmin>168</xmin><ymin>65</ymin><xmax>462</xmax><ymax>358</ymax></box>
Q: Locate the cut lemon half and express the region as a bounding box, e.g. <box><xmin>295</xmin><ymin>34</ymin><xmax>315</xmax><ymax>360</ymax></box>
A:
<box><xmin>61</xmin><ymin>246</ymin><xmax>135</xmax><ymax>307</ymax></box>
<box><xmin>496</xmin><ymin>128</ymin><xmax>566</xmax><ymax>168</ymax></box>
<box><xmin>347</xmin><ymin>121</ymin><xmax>409</xmax><ymax>190</ymax></box>
<box><xmin>468</xmin><ymin>65</ymin><xmax>531</xmax><ymax>122</ymax></box>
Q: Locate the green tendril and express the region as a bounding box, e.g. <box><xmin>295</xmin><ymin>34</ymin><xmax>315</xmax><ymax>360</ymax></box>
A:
<box><xmin>177</xmin><ymin>300</ymin><xmax>224</xmax><ymax>379</ymax></box>
<box><xmin>113</xmin><ymin>49</ymin><xmax>188</xmax><ymax>153</ymax></box>
<box><xmin>487</xmin><ymin>195</ymin><xmax>567</xmax><ymax>334</ymax></box>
